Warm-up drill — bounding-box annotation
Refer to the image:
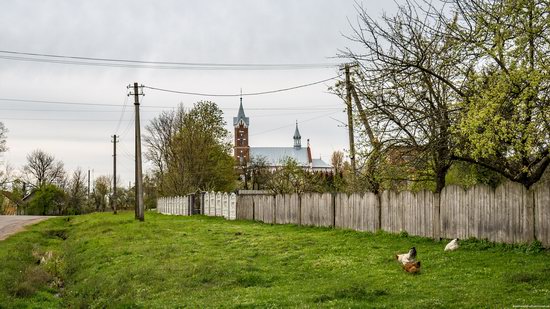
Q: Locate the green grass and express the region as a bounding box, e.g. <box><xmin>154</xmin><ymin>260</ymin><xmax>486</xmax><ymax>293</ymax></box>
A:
<box><xmin>1</xmin><ymin>211</ymin><xmax>549</xmax><ymax>308</ymax></box>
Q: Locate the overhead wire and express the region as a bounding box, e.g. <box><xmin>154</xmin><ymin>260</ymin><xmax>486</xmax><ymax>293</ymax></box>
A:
<box><xmin>143</xmin><ymin>75</ymin><xmax>341</xmax><ymax>97</ymax></box>
<box><xmin>0</xmin><ymin>50</ymin><xmax>339</xmax><ymax>70</ymax></box>
<box><xmin>250</xmin><ymin>110</ymin><xmax>342</xmax><ymax>137</ymax></box>
<box><xmin>114</xmin><ymin>95</ymin><xmax>129</xmax><ymax>134</ymax></box>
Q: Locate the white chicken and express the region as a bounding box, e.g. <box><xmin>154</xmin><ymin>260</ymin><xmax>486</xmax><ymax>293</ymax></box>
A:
<box><xmin>395</xmin><ymin>247</ymin><xmax>417</xmax><ymax>265</ymax></box>
<box><xmin>444</xmin><ymin>238</ymin><xmax>459</xmax><ymax>251</ymax></box>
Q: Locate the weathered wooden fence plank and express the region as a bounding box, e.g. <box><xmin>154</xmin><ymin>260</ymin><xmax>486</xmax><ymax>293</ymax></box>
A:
<box><xmin>236</xmin><ymin>195</ymin><xmax>254</xmax><ymax>220</ymax></box>
<box><xmin>534</xmin><ymin>181</ymin><xmax>550</xmax><ymax>247</ymax></box>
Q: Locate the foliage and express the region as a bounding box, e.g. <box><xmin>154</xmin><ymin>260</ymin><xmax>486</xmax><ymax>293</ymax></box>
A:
<box><xmin>265</xmin><ymin>158</ymin><xmax>330</xmax><ymax>194</ymax></box>
<box><xmin>451</xmin><ymin>0</ymin><xmax>550</xmax><ymax>186</ymax></box>
<box><xmin>26</xmin><ymin>184</ymin><xmax>66</xmax><ymax>215</ymax></box>
<box><xmin>145</xmin><ymin>101</ymin><xmax>237</xmax><ymax>196</ymax></box>
<box><xmin>445</xmin><ymin>161</ymin><xmax>504</xmax><ymax>189</ymax></box>
<box><xmin>341</xmin><ymin>0</ymin><xmax>550</xmax><ymax>190</ymax></box>
<box><xmin>1</xmin><ymin>212</ymin><xmax>549</xmax><ymax>307</ymax></box>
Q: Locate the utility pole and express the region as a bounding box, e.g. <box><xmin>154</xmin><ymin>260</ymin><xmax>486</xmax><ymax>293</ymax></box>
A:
<box><xmin>128</xmin><ymin>82</ymin><xmax>145</xmax><ymax>221</ymax></box>
<box><xmin>343</xmin><ymin>63</ymin><xmax>357</xmax><ymax>178</ymax></box>
<box><xmin>87</xmin><ymin>169</ymin><xmax>91</xmax><ymax>199</ymax></box>
<box><xmin>111</xmin><ymin>135</ymin><xmax>119</xmax><ymax>214</ymax></box>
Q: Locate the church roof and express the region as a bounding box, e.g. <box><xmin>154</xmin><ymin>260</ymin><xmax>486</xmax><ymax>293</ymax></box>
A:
<box><xmin>233</xmin><ymin>99</ymin><xmax>249</xmax><ymax>127</ymax></box>
<box><xmin>250</xmin><ymin>147</ymin><xmax>310</xmax><ymax>167</ymax></box>
<box><xmin>312</xmin><ymin>158</ymin><xmax>332</xmax><ymax>169</ymax></box>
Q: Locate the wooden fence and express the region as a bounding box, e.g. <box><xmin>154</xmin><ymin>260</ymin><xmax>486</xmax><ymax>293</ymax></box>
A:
<box><xmin>235</xmin><ymin>180</ymin><xmax>550</xmax><ymax>247</ymax></box>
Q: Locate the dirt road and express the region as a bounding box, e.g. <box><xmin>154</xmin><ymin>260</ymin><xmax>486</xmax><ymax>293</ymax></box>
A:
<box><xmin>0</xmin><ymin>215</ymin><xmax>51</xmax><ymax>241</ymax></box>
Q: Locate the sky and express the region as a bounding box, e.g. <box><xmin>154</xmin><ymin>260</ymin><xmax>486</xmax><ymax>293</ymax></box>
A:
<box><xmin>0</xmin><ymin>0</ymin><xmax>398</xmax><ymax>188</ymax></box>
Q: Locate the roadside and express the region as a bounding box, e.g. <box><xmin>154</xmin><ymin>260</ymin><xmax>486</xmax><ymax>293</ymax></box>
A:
<box><xmin>0</xmin><ymin>215</ymin><xmax>51</xmax><ymax>241</ymax></box>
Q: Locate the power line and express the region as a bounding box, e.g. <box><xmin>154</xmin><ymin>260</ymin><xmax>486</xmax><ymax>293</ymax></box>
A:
<box><xmin>144</xmin><ymin>75</ymin><xmax>341</xmax><ymax>97</ymax></box>
<box><xmin>0</xmin><ymin>50</ymin><xmax>340</xmax><ymax>70</ymax></box>
<box><xmin>114</xmin><ymin>95</ymin><xmax>130</xmax><ymax>134</ymax></box>
<box><xmin>250</xmin><ymin>110</ymin><xmax>342</xmax><ymax>137</ymax></box>
<box><xmin>0</xmin><ymin>117</ymin><xmax>152</xmax><ymax>122</ymax></box>
<box><xmin>0</xmin><ymin>98</ymin><xmax>147</xmax><ymax>108</ymax></box>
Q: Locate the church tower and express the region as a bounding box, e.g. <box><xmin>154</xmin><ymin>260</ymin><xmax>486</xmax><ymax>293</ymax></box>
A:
<box><xmin>233</xmin><ymin>96</ymin><xmax>250</xmax><ymax>165</ymax></box>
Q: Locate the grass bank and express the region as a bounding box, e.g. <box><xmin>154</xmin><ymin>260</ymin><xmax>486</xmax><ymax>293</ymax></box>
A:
<box><xmin>1</xmin><ymin>211</ymin><xmax>549</xmax><ymax>308</ymax></box>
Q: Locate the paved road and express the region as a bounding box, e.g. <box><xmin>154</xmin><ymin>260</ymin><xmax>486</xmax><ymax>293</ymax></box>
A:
<box><xmin>0</xmin><ymin>215</ymin><xmax>51</xmax><ymax>241</ymax></box>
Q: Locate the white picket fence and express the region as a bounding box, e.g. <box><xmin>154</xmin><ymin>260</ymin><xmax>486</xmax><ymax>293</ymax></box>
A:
<box><xmin>157</xmin><ymin>196</ymin><xmax>191</xmax><ymax>216</ymax></box>
<box><xmin>157</xmin><ymin>192</ymin><xmax>236</xmax><ymax>220</ymax></box>
<box><xmin>203</xmin><ymin>192</ymin><xmax>237</xmax><ymax>220</ymax></box>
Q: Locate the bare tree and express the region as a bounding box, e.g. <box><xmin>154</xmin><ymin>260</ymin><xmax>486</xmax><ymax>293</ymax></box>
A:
<box><xmin>93</xmin><ymin>175</ymin><xmax>111</xmax><ymax>212</ymax></box>
<box><xmin>144</xmin><ymin>108</ymin><xmax>181</xmax><ymax>194</ymax></box>
<box><xmin>23</xmin><ymin>150</ymin><xmax>65</xmax><ymax>187</ymax></box>
<box><xmin>66</xmin><ymin>168</ymin><xmax>88</xmax><ymax>214</ymax></box>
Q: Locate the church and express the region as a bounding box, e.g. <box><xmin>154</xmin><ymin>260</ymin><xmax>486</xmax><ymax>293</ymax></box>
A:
<box><xmin>233</xmin><ymin>97</ymin><xmax>332</xmax><ymax>172</ymax></box>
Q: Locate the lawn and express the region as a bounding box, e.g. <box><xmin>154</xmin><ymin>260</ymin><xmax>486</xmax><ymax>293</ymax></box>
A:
<box><xmin>0</xmin><ymin>211</ymin><xmax>549</xmax><ymax>308</ymax></box>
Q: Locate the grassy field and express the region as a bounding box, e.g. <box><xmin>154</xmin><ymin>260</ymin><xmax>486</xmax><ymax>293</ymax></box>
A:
<box><xmin>0</xmin><ymin>211</ymin><xmax>549</xmax><ymax>308</ymax></box>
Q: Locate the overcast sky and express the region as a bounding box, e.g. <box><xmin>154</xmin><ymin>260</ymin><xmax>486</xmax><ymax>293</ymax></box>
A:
<box><xmin>0</xmin><ymin>0</ymin><xmax>398</xmax><ymax>187</ymax></box>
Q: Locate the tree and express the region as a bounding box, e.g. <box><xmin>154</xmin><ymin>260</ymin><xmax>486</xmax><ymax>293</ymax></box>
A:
<box><xmin>448</xmin><ymin>0</ymin><xmax>550</xmax><ymax>188</ymax></box>
<box><xmin>145</xmin><ymin>101</ymin><xmax>237</xmax><ymax>195</ymax></box>
<box><xmin>65</xmin><ymin>168</ymin><xmax>89</xmax><ymax>214</ymax></box>
<box><xmin>23</xmin><ymin>150</ymin><xmax>65</xmax><ymax>187</ymax></box>
<box><xmin>342</xmin><ymin>0</ymin><xmax>549</xmax><ymax>190</ymax></box>
<box><xmin>249</xmin><ymin>156</ymin><xmax>271</xmax><ymax>190</ymax></box>
<box><xmin>340</xmin><ymin>1</ymin><xmax>463</xmax><ymax>192</ymax></box>
<box><xmin>267</xmin><ymin>158</ymin><xmax>307</xmax><ymax>194</ymax></box>
<box><xmin>93</xmin><ymin>175</ymin><xmax>110</xmax><ymax>211</ymax></box>
<box><xmin>27</xmin><ymin>184</ymin><xmax>65</xmax><ymax>215</ymax></box>
<box><xmin>0</xmin><ymin>122</ymin><xmax>7</xmax><ymax>154</ymax></box>
<box><xmin>144</xmin><ymin>109</ymin><xmax>180</xmax><ymax>194</ymax></box>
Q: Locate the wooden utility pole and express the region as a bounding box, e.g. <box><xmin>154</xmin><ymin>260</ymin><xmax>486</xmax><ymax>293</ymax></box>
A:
<box><xmin>87</xmin><ymin>169</ymin><xmax>91</xmax><ymax>199</ymax></box>
<box><xmin>129</xmin><ymin>82</ymin><xmax>145</xmax><ymax>221</ymax></box>
<box><xmin>343</xmin><ymin>64</ymin><xmax>357</xmax><ymax>177</ymax></box>
<box><xmin>111</xmin><ymin>135</ymin><xmax>119</xmax><ymax>214</ymax></box>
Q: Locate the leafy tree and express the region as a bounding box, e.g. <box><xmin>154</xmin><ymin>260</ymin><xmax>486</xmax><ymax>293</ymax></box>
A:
<box><xmin>445</xmin><ymin>161</ymin><xmax>504</xmax><ymax>189</ymax></box>
<box><xmin>145</xmin><ymin>101</ymin><xmax>237</xmax><ymax>195</ymax></box>
<box><xmin>449</xmin><ymin>0</ymin><xmax>550</xmax><ymax>187</ymax></box>
<box><xmin>27</xmin><ymin>184</ymin><xmax>65</xmax><ymax>215</ymax></box>
<box><xmin>266</xmin><ymin>158</ymin><xmax>329</xmax><ymax>194</ymax></box>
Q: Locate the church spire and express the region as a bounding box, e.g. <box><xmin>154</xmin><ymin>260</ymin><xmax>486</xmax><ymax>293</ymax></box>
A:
<box><xmin>233</xmin><ymin>91</ymin><xmax>249</xmax><ymax>127</ymax></box>
<box><xmin>293</xmin><ymin>120</ymin><xmax>301</xmax><ymax>149</ymax></box>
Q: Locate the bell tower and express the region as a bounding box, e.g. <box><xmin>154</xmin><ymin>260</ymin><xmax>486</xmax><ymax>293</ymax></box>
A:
<box><xmin>233</xmin><ymin>95</ymin><xmax>250</xmax><ymax>165</ymax></box>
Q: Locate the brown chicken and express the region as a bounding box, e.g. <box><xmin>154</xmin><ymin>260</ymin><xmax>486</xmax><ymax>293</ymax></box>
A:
<box><xmin>402</xmin><ymin>261</ymin><xmax>421</xmax><ymax>273</ymax></box>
